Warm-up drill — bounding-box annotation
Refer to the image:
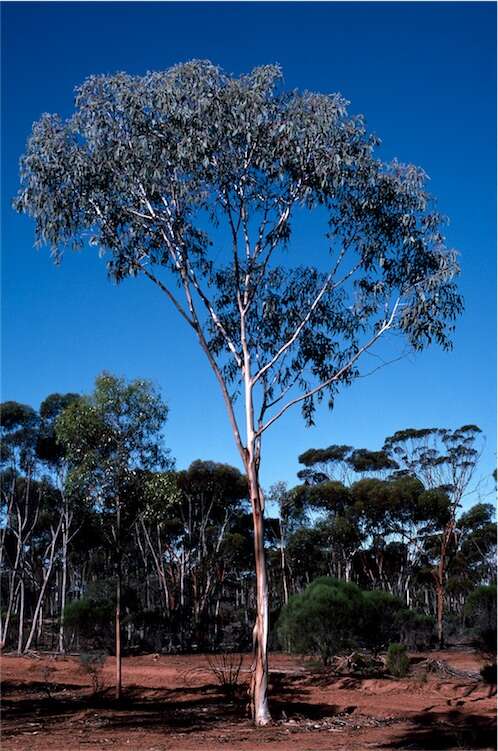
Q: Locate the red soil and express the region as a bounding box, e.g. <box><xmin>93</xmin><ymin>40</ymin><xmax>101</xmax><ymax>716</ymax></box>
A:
<box><xmin>1</xmin><ymin>650</ymin><xmax>496</xmax><ymax>750</ymax></box>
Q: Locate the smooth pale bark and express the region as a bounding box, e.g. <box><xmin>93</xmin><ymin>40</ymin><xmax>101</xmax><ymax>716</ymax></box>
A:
<box><xmin>278</xmin><ymin>516</ymin><xmax>289</xmax><ymax>605</ymax></box>
<box><xmin>24</xmin><ymin>517</ymin><xmax>62</xmax><ymax>652</ymax></box>
<box><xmin>247</xmin><ymin>461</ymin><xmax>271</xmax><ymax>726</ymax></box>
<box><xmin>140</xmin><ymin>519</ymin><xmax>171</xmax><ymax>614</ymax></box>
<box><xmin>58</xmin><ymin>517</ymin><xmax>69</xmax><ymax>653</ymax></box>
<box><xmin>0</xmin><ymin>486</ymin><xmax>15</xmax><ymax>646</ymax></box>
<box><xmin>17</xmin><ymin>580</ymin><xmax>25</xmax><ymax>655</ymax></box>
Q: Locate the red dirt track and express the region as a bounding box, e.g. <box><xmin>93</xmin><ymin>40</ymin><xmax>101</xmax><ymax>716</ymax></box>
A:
<box><xmin>1</xmin><ymin>650</ymin><xmax>496</xmax><ymax>750</ymax></box>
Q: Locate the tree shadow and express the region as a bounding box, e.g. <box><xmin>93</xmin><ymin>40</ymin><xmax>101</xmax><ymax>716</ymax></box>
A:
<box><xmin>1</xmin><ymin>682</ymin><xmax>249</xmax><ymax>737</ymax></box>
<box><xmin>270</xmin><ymin>697</ymin><xmax>342</xmax><ymax>720</ymax></box>
<box><xmin>1</xmin><ymin>679</ymin><xmax>82</xmax><ymax>695</ymax></box>
<box><xmin>2</xmin><ymin>676</ymin><xmax>347</xmax><ymax>738</ymax></box>
<box><xmin>382</xmin><ymin>710</ymin><xmax>497</xmax><ymax>750</ymax></box>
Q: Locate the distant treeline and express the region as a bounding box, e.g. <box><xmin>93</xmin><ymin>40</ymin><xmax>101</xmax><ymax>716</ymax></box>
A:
<box><xmin>1</xmin><ymin>374</ymin><xmax>495</xmax><ymax>655</ymax></box>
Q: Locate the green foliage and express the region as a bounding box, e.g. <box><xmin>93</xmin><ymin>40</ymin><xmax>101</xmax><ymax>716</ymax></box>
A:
<box><xmin>0</xmin><ymin>400</ymin><xmax>40</xmax><ymax>472</ymax></box>
<box><xmin>277</xmin><ymin>577</ymin><xmax>364</xmax><ymax>664</ymax></box>
<box><xmin>386</xmin><ymin>643</ymin><xmax>410</xmax><ymax>678</ymax></box>
<box><xmin>396</xmin><ymin>609</ymin><xmax>435</xmax><ymax>650</ymax></box>
<box><xmin>63</xmin><ymin>597</ymin><xmax>113</xmax><ymax>631</ymax></box>
<box><xmin>277</xmin><ymin>576</ymin><xmax>433</xmax><ymax>663</ymax></box>
<box><xmin>383</xmin><ymin>426</ymin><xmax>483</xmax><ymax>503</ymax></box>
<box><xmin>348</xmin><ymin>449</ymin><xmax>398</xmax><ymax>475</ymax></box>
<box><xmin>16</xmin><ymin>61</ymin><xmax>462</xmax><ymax>428</ymax></box>
<box><xmin>464</xmin><ymin>585</ymin><xmax>497</xmax><ymax>655</ymax></box>
<box><xmin>36</xmin><ymin>392</ymin><xmax>80</xmax><ymax>465</ymax></box>
<box><xmin>56</xmin><ymin>372</ymin><xmax>171</xmax><ymax>515</ymax></box>
<box><xmin>297</xmin><ymin>445</ymin><xmax>353</xmax><ymax>484</ymax></box>
<box><xmin>362</xmin><ymin>590</ymin><xmax>406</xmax><ymax>654</ymax></box>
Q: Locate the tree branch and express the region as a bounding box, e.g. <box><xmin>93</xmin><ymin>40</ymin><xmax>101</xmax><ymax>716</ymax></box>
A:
<box><xmin>255</xmin><ymin>298</ymin><xmax>401</xmax><ymax>437</ymax></box>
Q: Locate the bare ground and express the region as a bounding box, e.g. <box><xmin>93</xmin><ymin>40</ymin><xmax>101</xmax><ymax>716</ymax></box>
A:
<box><xmin>1</xmin><ymin>650</ymin><xmax>496</xmax><ymax>750</ymax></box>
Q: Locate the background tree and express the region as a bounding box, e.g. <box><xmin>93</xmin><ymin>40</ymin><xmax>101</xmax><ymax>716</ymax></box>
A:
<box><xmin>140</xmin><ymin>460</ymin><xmax>248</xmax><ymax>650</ymax></box>
<box><xmin>297</xmin><ymin>445</ymin><xmax>354</xmax><ymax>485</ymax></box>
<box><xmin>0</xmin><ymin>407</ymin><xmax>493</xmax><ymax>663</ymax></box>
<box><xmin>384</xmin><ymin>425</ymin><xmax>484</xmax><ymax>646</ymax></box>
<box><xmin>36</xmin><ymin>392</ymin><xmax>81</xmax><ymax>653</ymax></box>
<box><xmin>0</xmin><ymin>401</ymin><xmax>41</xmax><ymax>650</ymax></box>
<box><xmin>15</xmin><ymin>61</ymin><xmax>463</xmax><ymax>723</ymax></box>
<box><xmin>56</xmin><ymin>372</ymin><xmax>170</xmax><ymax>699</ymax></box>
<box><xmin>267</xmin><ymin>482</ymin><xmax>307</xmax><ymax>605</ymax></box>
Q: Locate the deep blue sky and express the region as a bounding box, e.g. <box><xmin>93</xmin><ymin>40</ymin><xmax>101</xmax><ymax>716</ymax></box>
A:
<box><xmin>2</xmin><ymin>2</ymin><xmax>496</xmax><ymax>501</ymax></box>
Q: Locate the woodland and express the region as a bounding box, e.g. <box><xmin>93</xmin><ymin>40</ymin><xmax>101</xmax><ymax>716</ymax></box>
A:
<box><xmin>1</xmin><ymin>379</ymin><xmax>495</xmax><ymax>670</ymax></box>
<box><xmin>2</xmin><ymin>61</ymin><xmax>496</xmax><ymax>748</ymax></box>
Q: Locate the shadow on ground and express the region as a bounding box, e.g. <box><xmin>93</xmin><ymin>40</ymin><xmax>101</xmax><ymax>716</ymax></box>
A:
<box><xmin>1</xmin><ymin>679</ymin><xmax>339</xmax><ymax>737</ymax></box>
<box><xmin>383</xmin><ymin>709</ymin><xmax>497</xmax><ymax>750</ymax></box>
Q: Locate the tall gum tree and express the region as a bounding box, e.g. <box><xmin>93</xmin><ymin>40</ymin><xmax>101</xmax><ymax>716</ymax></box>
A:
<box><xmin>15</xmin><ymin>61</ymin><xmax>463</xmax><ymax>724</ymax></box>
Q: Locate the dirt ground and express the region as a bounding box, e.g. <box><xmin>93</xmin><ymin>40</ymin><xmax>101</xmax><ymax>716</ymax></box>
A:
<box><xmin>1</xmin><ymin>649</ymin><xmax>496</xmax><ymax>750</ymax></box>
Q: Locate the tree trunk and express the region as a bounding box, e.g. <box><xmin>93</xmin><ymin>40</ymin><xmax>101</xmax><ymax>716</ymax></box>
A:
<box><xmin>115</xmin><ymin>502</ymin><xmax>122</xmax><ymax>701</ymax></box>
<box><xmin>278</xmin><ymin>517</ymin><xmax>289</xmax><ymax>605</ymax></box>
<box><xmin>247</xmin><ymin>463</ymin><xmax>271</xmax><ymax>726</ymax></box>
<box><xmin>24</xmin><ymin>519</ymin><xmax>62</xmax><ymax>653</ymax></box>
<box><xmin>0</xmin><ymin>486</ymin><xmax>15</xmax><ymax>647</ymax></box>
<box><xmin>17</xmin><ymin>579</ymin><xmax>25</xmax><ymax>655</ymax></box>
<box><xmin>435</xmin><ymin>525</ymin><xmax>451</xmax><ymax>649</ymax></box>
<box><xmin>59</xmin><ymin>516</ymin><xmax>68</xmax><ymax>654</ymax></box>
<box><xmin>435</xmin><ymin>560</ymin><xmax>445</xmax><ymax>649</ymax></box>
<box><xmin>3</xmin><ymin>548</ymin><xmax>21</xmax><ymax>649</ymax></box>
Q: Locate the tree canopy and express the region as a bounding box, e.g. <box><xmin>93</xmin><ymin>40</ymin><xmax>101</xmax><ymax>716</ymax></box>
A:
<box><xmin>16</xmin><ymin>61</ymin><xmax>463</xmax><ymax>430</ymax></box>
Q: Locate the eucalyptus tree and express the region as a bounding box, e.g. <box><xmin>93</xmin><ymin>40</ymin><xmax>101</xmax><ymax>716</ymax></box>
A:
<box><xmin>297</xmin><ymin>445</ymin><xmax>354</xmax><ymax>485</ymax></box>
<box><xmin>36</xmin><ymin>392</ymin><xmax>81</xmax><ymax>652</ymax></box>
<box><xmin>267</xmin><ymin>482</ymin><xmax>307</xmax><ymax>604</ymax></box>
<box><xmin>457</xmin><ymin>503</ymin><xmax>497</xmax><ymax>586</ymax></box>
<box><xmin>55</xmin><ymin>373</ymin><xmax>170</xmax><ymax>698</ymax></box>
<box><xmin>384</xmin><ymin>425</ymin><xmax>484</xmax><ymax>645</ymax></box>
<box><xmin>140</xmin><ymin>460</ymin><xmax>248</xmax><ymax>648</ymax></box>
<box><xmin>0</xmin><ymin>401</ymin><xmax>41</xmax><ymax>650</ymax></box>
<box><xmin>15</xmin><ymin>61</ymin><xmax>462</xmax><ymax>722</ymax></box>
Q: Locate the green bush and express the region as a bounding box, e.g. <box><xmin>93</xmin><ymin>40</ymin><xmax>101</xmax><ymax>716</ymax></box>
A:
<box><xmin>64</xmin><ymin>597</ymin><xmax>113</xmax><ymax>629</ymax></box>
<box><xmin>396</xmin><ymin>609</ymin><xmax>435</xmax><ymax>650</ymax></box>
<box><xmin>64</xmin><ymin>597</ymin><xmax>113</xmax><ymax>650</ymax></box>
<box><xmin>277</xmin><ymin>577</ymin><xmax>363</xmax><ymax>665</ymax></box>
<box><xmin>361</xmin><ymin>590</ymin><xmax>405</xmax><ymax>655</ymax></box>
<box><xmin>386</xmin><ymin>643</ymin><xmax>410</xmax><ymax>678</ymax></box>
<box><xmin>277</xmin><ymin>576</ymin><xmax>431</xmax><ymax>664</ymax></box>
<box><xmin>464</xmin><ymin>585</ymin><xmax>497</xmax><ymax>656</ymax></box>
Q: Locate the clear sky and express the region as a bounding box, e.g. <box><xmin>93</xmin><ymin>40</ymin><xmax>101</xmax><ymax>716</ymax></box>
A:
<box><xmin>1</xmin><ymin>2</ymin><xmax>496</xmax><ymax>502</ymax></box>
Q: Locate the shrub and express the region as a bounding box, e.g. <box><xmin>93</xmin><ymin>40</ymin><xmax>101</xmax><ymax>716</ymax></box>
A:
<box><xmin>78</xmin><ymin>652</ymin><xmax>106</xmax><ymax>694</ymax></box>
<box><xmin>386</xmin><ymin>643</ymin><xmax>410</xmax><ymax>678</ymax></box>
<box><xmin>277</xmin><ymin>577</ymin><xmax>364</xmax><ymax>665</ymax></box>
<box><xmin>361</xmin><ymin>590</ymin><xmax>405</xmax><ymax>654</ymax></box>
<box><xmin>64</xmin><ymin>597</ymin><xmax>113</xmax><ymax>650</ymax></box>
<box><xmin>396</xmin><ymin>609</ymin><xmax>435</xmax><ymax>650</ymax></box>
<box><xmin>206</xmin><ymin>653</ymin><xmax>244</xmax><ymax>700</ymax></box>
<box><xmin>464</xmin><ymin>585</ymin><xmax>497</xmax><ymax>656</ymax></box>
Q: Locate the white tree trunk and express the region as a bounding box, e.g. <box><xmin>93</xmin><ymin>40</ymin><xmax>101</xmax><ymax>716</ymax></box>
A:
<box><xmin>247</xmin><ymin>463</ymin><xmax>271</xmax><ymax>726</ymax></box>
